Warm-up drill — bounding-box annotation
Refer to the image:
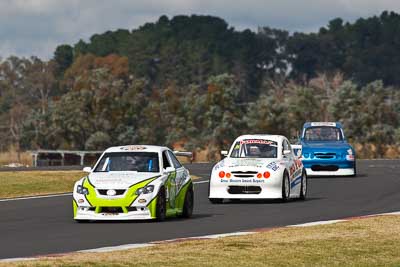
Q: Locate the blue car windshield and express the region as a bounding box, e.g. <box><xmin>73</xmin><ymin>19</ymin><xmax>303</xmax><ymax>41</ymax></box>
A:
<box><xmin>94</xmin><ymin>152</ymin><xmax>159</xmax><ymax>172</ymax></box>
<box><xmin>304</xmin><ymin>127</ymin><xmax>343</xmax><ymax>141</ymax></box>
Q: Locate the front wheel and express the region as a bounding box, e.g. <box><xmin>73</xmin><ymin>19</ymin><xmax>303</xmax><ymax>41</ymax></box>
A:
<box><xmin>156</xmin><ymin>187</ymin><xmax>166</xmax><ymax>221</ymax></box>
<box><xmin>352</xmin><ymin>161</ymin><xmax>357</xmax><ymax>177</ymax></box>
<box><xmin>282</xmin><ymin>172</ymin><xmax>290</xmax><ymax>202</ymax></box>
<box><xmin>181</xmin><ymin>185</ymin><xmax>194</xmax><ymax>218</ymax></box>
<box><xmin>299</xmin><ymin>170</ymin><xmax>307</xmax><ymax>200</ymax></box>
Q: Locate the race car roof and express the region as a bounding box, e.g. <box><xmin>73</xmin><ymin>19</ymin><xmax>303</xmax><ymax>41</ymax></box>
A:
<box><xmin>103</xmin><ymin>145</ymin><xmax>169</xmax><ymax>153</ymax></box>
<box><xmin>233</xmin><ymin>134</ymin><xmax>286</xmax><ymax>143</ymax></box>
<box><xmin>303</xmin><ymin>122</ymin><xmax>343</xmax><ymax>128</ymax></box>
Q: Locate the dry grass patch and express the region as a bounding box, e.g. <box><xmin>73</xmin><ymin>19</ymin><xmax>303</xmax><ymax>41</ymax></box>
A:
<box><xmin>0</xmin><ymin>151</ymin><xmax>31</xmax><ymax>167</ymax></box>
<box><xmin>0</xmin><ymin>171</ymin><xmax>85</xmax><ymax>199</ymax></box>
<box><xmin>3</xmin><ymin>215</ymin><xmax>400</xmax><ymax>267</ymax></box>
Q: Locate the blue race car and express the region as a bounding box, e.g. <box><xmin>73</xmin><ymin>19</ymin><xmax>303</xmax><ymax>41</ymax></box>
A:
<box><xmin>299</xmin><ymin>122</ymin><xmax>356</xmax><ymax>176</ymax></box>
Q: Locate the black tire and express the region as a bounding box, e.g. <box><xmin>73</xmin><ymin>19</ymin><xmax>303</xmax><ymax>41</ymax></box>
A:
<box><xmin>299</xmin><ymin>170</ymin><xmax>307</xmax><ymax>200</ymax></box>
<box><xmin>181</xmin><ymin>185</ymin><xmax>194</xmax><ymax>218</ymax></box>
<box><xmin>352</xmin><ymin>161</ymin><xmax>357</xmax><ymax>177</ymax></box>
<box><xmin>156</xmin><ymin>187</ymin><xmax>166</xmax><ymax>221</ymax></box>
<box><xmin>282</xmin><ymin>171</ymin><xmax>290</xmax><ymax>202</ymax></box>
<box><xmin>209</xmin><ymin>198</ymin><xmax>223</xmax><ymax>204</ymax></box>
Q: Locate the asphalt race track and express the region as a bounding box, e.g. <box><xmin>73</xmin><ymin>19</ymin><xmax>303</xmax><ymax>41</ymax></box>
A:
<box><xmin>0</xmin><ymin>159</ymin><xmax>399</xmax><ymax>259</ymax></box>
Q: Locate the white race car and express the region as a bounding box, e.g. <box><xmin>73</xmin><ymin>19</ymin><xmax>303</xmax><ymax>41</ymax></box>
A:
<box><xmin>73</xmin><ymin>145</ymin><xmax>194</xmax><ymax>221</ymax></box>
<box><xmin>208</xmin><ymin>135</ymin><xmax>307</xmax><ymax>203</ymax></box>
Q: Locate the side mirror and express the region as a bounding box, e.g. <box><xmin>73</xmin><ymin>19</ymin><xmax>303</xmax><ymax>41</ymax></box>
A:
<box><xmin>83</xmin><ymin>167</ymin><xmax>92</xmax><ymax>173</ymax></box>
<box><xmin>164</xmin><ymin>166</ymin><xmax>175</xmax><ymax>173</ymax></box>
<box><xmin>283</xmin><ymin>149</ymin><xmax>291</xmax><ymax>155</ymax></box>
<box><xmin>221</xmin><ymin>150</ymin><xmax>228</xmax><ymax>157</ymax></box>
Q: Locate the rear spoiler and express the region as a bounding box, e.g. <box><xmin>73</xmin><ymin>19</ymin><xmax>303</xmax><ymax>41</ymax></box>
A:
<box><xmin>291</xmin><ymin>144</ymin><xmax>302</xmax><ymax>158</ymax></box>
<box><xmin>173</xmin><ymin>151</ymin><xmax>194</xmax><ymax>163</ymax></box>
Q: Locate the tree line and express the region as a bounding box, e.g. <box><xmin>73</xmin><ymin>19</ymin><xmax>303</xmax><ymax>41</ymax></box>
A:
<box><xmin>0</xmin><ymin>13</ymin><xmax>399</xmax><ymax>159</ymax></box>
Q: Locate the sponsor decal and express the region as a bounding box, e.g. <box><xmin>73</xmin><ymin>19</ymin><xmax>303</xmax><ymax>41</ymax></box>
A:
<box><xmin>310</xmin><ymin>122</ymin><xmax>336</xmax><ymax>127</ymax></box>
<box><xmin>289</xmin><ymin>164</ymin><xmax>296</xmax><ymax>177</ymax></box>
<box><xmin>122</xmin><ymin>145</ymin><xmax>147</xmax><ymax>151</ymax></box>
<box><xmin>294</xmin><ymin>159</ymin><xmax>302</xmax><ymax>169</ymax></box>
<box><xmin>228</xmin><ymin>159</ymin><xmax>265</xmax><ymax>168</ymax></box>
<box><xmin>102</xmin><ymin>213</ymin><xmax>118</xmax><ymax>216</ymax></box>
<box><xmin>220</xmin><ymin>178</ymin><xmax>265</xmax><ymax>183</ymax></box>
<box><xmin>266</xmin><ymin>162</ymin><xmax>279</xmax><ymax>171</ymax></box>
<box><xmin>290</xmin><ymin>174</ymin><xmax>302</xmax><ymax>188</ymax></box>
<box><xmin>240</xmin><ymin>139</ymin><xmax>275</xmax><ymax>145</ymax></box>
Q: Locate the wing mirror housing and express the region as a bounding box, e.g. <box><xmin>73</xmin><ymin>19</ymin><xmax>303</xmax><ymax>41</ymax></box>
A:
<box><xmin>283</xmin><ymin>149</ymin><xmax>292</xmax><ymax>155</ymax></box>
<box><xmin>221</xmin><ymin>150</ymin><xmax>228</xmax><ymax>157</ymax></box>
<box><xmin>83</xmin><ymin>167</ymin><xmax>92</xmax><ymax>173</ymax></box>
<box><xmin>164</xmin><ymin>166</ymin><xmax>175</xmax><ymax>173</ymax></box>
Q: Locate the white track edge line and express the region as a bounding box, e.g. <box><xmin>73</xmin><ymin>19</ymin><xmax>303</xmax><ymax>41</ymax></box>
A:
<box><xmin>1</xmin><ymin>210</ymin><xmax>400</xmax><ymax>263</ymax></box>
<box><xmin>0</xmin><ymin>193</ymin><xmax>72</xmax><ymax>202</ymax></box>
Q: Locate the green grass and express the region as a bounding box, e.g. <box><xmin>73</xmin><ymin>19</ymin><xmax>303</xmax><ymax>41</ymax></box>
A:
<box><xmin>0</xmin><ymin>171</ymin><xmax>86</xmax><ymax>199</ymax></box>
<box><xmin>3</xmin><ymin>215</ymin><xmax>400</xmax><ymax>267</ymax></box>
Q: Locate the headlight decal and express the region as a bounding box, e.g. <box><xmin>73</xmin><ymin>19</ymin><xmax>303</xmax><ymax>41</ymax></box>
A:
<box><xmin>82</xmin><ymin>178</ymin><xmax>93</xmax><ymax>206</ymax></box>
<box><xmin>136</xmin><ymin>185</ymin><xmax>155</xmax><ymax>195</ymax></box>
<box><xmin>76</xmin><ymin>184</ymin><xmax>89</xmax><ymax>195</ymax></box>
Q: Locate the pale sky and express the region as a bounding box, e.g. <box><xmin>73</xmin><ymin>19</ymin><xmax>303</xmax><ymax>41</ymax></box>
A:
<box><xmin>1</xmin><ymin>0</ymin><xmax>399</xmax><ymax>59</ymax></box>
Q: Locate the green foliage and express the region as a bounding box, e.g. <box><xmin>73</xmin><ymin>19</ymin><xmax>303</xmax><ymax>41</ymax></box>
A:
<box><xmin>203</xmin><ymin>74</ymin><xmax>246</xmax><ymax>159</ymax></box>
<box><xmin>289</xmin><ymin>11</ymin><xmax>400</xmax><ymax>85</ymax></box>
<box><xmin>1</xmin><ymin>14</ymin><xmax>400</xmax><ymax>159</ymax></box>
<box><xmin>54</xmin><ymin>44</ymin><xmax>73</xmax><ymax>76</ymax></box>
<box><xmin>68</xmin><ymin>15</ymin><xmax>283</xmax><ymax>98</ymax></box>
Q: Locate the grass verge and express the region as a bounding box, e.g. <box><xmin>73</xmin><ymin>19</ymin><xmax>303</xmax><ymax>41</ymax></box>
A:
<box><xmin>0</xmin><ymin>171</ymin><xmax>86</xmax><ymax>199</ymax></box>
<box><xmin>3</xmin><ymin>215</ymin><xmax>400</xmax><ymax>267</ymax></box>
<box><xmin>0</xmin><ymin>171</ymin><xmax>201</xmax><ymax>199</ymax></box>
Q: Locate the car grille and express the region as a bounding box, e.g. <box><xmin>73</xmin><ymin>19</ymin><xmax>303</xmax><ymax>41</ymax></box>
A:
<box><xmin>228</xmin><ymin>186</ymin><xmax>261</xmax><ymax>194</ymax></box>
<box><xmin>311</xmin><ymin>165</ymin><xmax>339</xmax><ymax>171</ymax></box>
<box><xmin>314</xmin><ymin>153</ymin><xmax>336</xmax><ymax>159</ymax></box>
<box><xmin>231</xmin><ymin>171</ymin><xmax>258</xmax><ymax>178</ymax></box>
<box><xmin>97</xmin><ymin>189</ymin><xmax>126</xmax><ymax>196</ymax></box>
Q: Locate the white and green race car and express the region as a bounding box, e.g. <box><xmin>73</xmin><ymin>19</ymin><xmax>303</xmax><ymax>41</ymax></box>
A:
<box><xmin>73</xmin><ymin>145</ymin><xmax>194</xmax><ymax>221</ymax></box>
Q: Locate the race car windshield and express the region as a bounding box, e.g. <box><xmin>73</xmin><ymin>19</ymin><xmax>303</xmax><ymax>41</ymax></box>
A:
<box><xmin>94</xmin><ymin>152</ymin><xmax>160</xmax><ymax>172</ymax></box>
<box><xmin>304</xmin><ymin>127</ymin><xmax>343</xmax><ymax>141</ymax></box>
<box><xmin>230</xmin><ymin>139</ymin><xmax>278</xmax><ymax>158</ymax></box>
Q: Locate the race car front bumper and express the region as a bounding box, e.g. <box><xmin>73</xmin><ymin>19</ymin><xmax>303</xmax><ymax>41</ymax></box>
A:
<box><xmin>302</xmin><ymin>158</ymin><xmax>355</xmax><ymax>176</ymax></box>
<box><xmin>209</xmin><ymin>178</ymin><xmax>283</xmax><ymax>199</ymax></box>
<box><xmin>74</xmin><ymin>206</ymin><xmax>153</xmax><ymax>220</ymax></box>
<box><xmin>305</xmin><ymin>167</ymin><xmax>355</xmax><ymax>176</ymax></box>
